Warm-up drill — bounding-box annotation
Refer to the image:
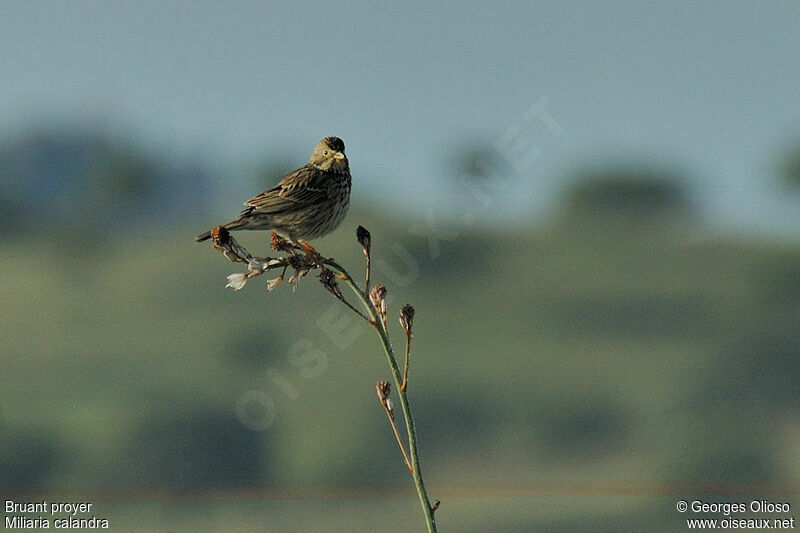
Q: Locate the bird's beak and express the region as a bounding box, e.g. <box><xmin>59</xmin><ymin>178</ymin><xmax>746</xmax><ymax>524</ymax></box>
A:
<box><xmin>333</xmin><ymin>152</ymin><xmax>345</xmax><ymax>161</ymax></box>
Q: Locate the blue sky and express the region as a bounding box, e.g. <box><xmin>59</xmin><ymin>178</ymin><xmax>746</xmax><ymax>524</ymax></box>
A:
<box><xmin>2</xmin><ymin>1</ymin><xmax>799</xmax><ymax>235</ymax></box>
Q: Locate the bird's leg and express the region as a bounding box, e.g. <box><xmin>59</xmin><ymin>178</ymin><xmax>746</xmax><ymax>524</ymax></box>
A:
<box><xmin>298</xmin><ymin>241</ymin><xmax>324</xmax><ymax>265</ymax></box>
<box><xmin>300</xmin><ymin>241</ymin><xmax>318</xmax><ymax>254</ymax></box>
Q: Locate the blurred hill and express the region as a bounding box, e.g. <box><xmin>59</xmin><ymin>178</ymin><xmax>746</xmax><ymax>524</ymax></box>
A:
<box><xmin>781</xmin><ymin>141</ymin><xmax>800</xmax><ymax>191</ymax></box>
<box><xmin>0</xmin><ymin>127</ymin><xmax>214</xmax><ymax>241</ymax></box>
<box><xmin>1</xmin><ymin>127</ymin><xmax>799</xmax><ymax>530</ymax></box>
<box><xmin>2</xmin><ymin>201</ymin><xmax>799</xmax><ymax>530</ymax></box>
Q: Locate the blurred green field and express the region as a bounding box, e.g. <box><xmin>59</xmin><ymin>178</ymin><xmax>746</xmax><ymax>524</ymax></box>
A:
<box><xmin>2</xmin><ymin>211</ymin><xmax>799</xmax><ymax>531</ymax></box>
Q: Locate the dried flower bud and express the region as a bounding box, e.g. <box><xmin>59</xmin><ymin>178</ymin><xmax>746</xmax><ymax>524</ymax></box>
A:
<box><xmin>287</xmin><ymin>254</ymin><xmax>313</xmax><ymax>271</ymax></box>
<box><xmin>211</xmin><ymin>225</ymin><xmax>230</xmax><ymax>245</ymax></box>
<box><xmin>211</xmin><ymin>226</ymin><xmax>253</xmax><ymax>263</ymax></box>
<box><xmin>376</xmin><ymin>381</ymin><xmax>394</xmax><ymax>420</ymax></box>
<box><xmin>369</xmin><ymin>284</ymin><xmax>388</xmax><ymax>324</ymax></box>
<box><xmin>356</xmin><ymin>225</ymin><xmax>371</xmax><ymax>256</ymax></box>
<box><xmin>270</xmin><ymin>231</ymin><xmax>294</xmax><ymax>253</ymax></box>
<box><xmin>266</xmin><ymin>275</ymin><xmax>284</xmax><ymax>291</ymax></box>
<box><xmin>319</xmin><ymin>268</ymin><xmax>343</xmax><ymax>300</ymax></box>
<box><xmin>399</xmin><ymin>303</ymin><xmax>415</xmax><ymax>337</ymax></box>
<box><xmin>376</xmin><ymin>380</ymin><xmax>391</xmax><ymax>403</ymax></box>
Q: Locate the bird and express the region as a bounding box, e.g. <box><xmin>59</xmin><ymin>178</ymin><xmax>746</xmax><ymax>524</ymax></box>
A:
<box><xmin>196</xmin><ymin>136</ymin><xmax>351</xmax><ymax>247</ymax></box>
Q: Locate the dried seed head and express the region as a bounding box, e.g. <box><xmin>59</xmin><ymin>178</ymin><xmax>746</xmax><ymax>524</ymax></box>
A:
<box><xmin>319</xmin><ymin>268</ymin><xmax>343</xmax><ymax>299</ymax></box>
<box><xmin>211</xmin><ymin>226</ymin><xmax>253</xmax><ymax>263</ymax></box>
<box><xmin>211</xmin><ymin>225</ymin><xmax>230</xmax><ymax>245</ymax></box>
<box><xmin>369</xmin><ymin>284</ymin><xmax>388</xmax><ymax>322</ymax></box>
<box><xmin>376</xmin><ymin>380</ymin><xmax>391</xmax><ymax>403</ymax></box>
<box><xmin>376</xmin><ymin>381</ymin><xmax>394</xmax><ymax>419</ymax></box>
<box><xmin>399</xmin><ymin>303</ymin><xmax>415</xmax><ymax>337</ymax></box>
<box><xmin>287</xmin><ymin>253</ymin><xmax>313</xmax><ymax>271</ymax></box>
<box><xmin>356</xmin><ymin>225</ymin><xmax>371</xmax><ymax>255</ymax></box>
<box><xmin>270</xmin><ymin>231</ymin><xmax>294</xmax><ymax>253</ymax></box>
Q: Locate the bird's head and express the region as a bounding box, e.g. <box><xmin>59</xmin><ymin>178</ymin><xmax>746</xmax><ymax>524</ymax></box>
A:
<box><xmin>310</xmin><ymin>137</ymin><xmax>348</xmax><ymax>172</ymax></box>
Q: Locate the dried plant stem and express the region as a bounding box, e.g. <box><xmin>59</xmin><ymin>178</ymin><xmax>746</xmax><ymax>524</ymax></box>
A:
<box><xmin>365</xmin><ymin>254</ymin><xmax>371</xmax><ymax>291</ymax></box>
<box><xmin>401</xmin><ymin>338</ymin><xmax>411</xmax><ymax>392</ymax></box>
<box><xmin>384</xmin><ymin>405</ymin><xmax>413</xmax><ymax>473</ymax></box>
<box><xmin>324</xmin><ymin>259</ymin><xmax>438</xmax><ymax>533</ymax></box>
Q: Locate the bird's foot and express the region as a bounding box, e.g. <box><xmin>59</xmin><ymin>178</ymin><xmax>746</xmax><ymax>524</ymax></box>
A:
<box><xmin>300</xmin><ymin>241</ymin><xmax>317</xmax><ymax>253</ymax></box>
<box><xmin>299</xmin><ymin>241</ymin><xmax>324</xmax><ymax>263</ymax></box>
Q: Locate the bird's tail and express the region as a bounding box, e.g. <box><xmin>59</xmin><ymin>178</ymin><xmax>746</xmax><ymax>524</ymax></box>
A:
<box><xmin>194</xmin><ymin>219</ymin><xmax>246</xmax><ymax>242</ymax></box>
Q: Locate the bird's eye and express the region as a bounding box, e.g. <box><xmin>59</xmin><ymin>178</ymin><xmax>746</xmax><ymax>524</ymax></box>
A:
<box><xmin>323</xmin><ymin>150</ymin><xmax>329</xmax><ymax>155</ymax></box>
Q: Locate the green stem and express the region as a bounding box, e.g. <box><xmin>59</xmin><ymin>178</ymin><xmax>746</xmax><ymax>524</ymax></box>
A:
<box><xmin>401</xmin><ymin>333</ymin><xmax>411</xmax><ymax>392</ymax></box>
<box><xmin>325</xmin><ymin>260</ymin><xmax>438</xmax><ymax>533</ymax></box>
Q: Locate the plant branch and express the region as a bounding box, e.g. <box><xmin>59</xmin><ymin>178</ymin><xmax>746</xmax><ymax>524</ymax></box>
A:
<box><xmin>206</xmin><ymin>226</ymin><xmax>438</xmax><ymax>532</ymax></box>
<box><xmin>319</xmin><ymin>268</ymin><xmax>371</xmax><ymax>323</ymax></box>
<box><xmin>325</xmin><ymin>261</ymin><xmax>438</xmax><ymax>532</ymax></box>
<box><xmin>399</xmin><ymin>304</ymin><xmax>414</xmax><ymax>393</ymax></box>
<box><xmin>376</xmin><ymin>381</ymin><xmax>412</xmax><ymax>473</ymax></box>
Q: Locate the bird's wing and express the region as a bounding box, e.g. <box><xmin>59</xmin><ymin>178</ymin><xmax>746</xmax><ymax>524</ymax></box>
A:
<box><xmin>242</xmin><ymin>165</ymin><xmax>328</xmax><ymax>215</ymax></box>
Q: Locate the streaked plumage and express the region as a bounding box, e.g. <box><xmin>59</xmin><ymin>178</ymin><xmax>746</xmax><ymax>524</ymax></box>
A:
<box><xmin>196</xmin><ymin>137</ymin><xmax>351</xmax><ymax>244</ymax></box>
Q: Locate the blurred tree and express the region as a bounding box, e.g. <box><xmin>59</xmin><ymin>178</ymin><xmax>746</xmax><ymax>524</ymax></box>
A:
<box><xmin>0</xmin><ymin>128</ymin><xmax>157</xmax><ymax>231</ymax></box>
<box><xmin>780</xmin><ymin>144</ymin><xmax>800</xmax><ymax>190</ymax></box>
<box><xmin>126</xmin><ymin>408</ymin><xmax>267</xmax><ymax>487</ymax></box>
<box><xmin>89</xmin><ymin>141</ymin><xmax>157</xmax><ymax>205</ymax></box>
<box><xmin>0</xmin><ymin>177</ymin><xmax>21</xmax><ymax>231</ymax></box>
<box><xmin>0</xmin><ymin>124</ymin><xmax>217</xmax><ymax>240</ymax></box>
<box><xmin>445</xmin><ymin>139</ymin><xmax>512</xmax><ymax>184</ymax></box>
<box><xmin>535</xmin><ymin>394</ymin><xmax>632</xmax><ymax>459</ymax></box>
<box><xmin>0</xmin><ymin>426</ymin><xmax>64</xmax><ymax>487</ymax></box>
<box><xmin>0</xmin><ymin>131</ymin><xmax>85</xmax><ymax>216</ymax></box>
<box><xmin>561</xmin><ymin>164</ymin><xmax>692</xmax><ymax>220</ymax></box>
<box><xmin>698</xmin><ymin>323</ymin><xmax>800</xmax><ymax>411</ymax></box>
<box><xmin>442</xmin><ymin>138</ymin><xmax>516</xmax><ymax>210</ymax></box>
